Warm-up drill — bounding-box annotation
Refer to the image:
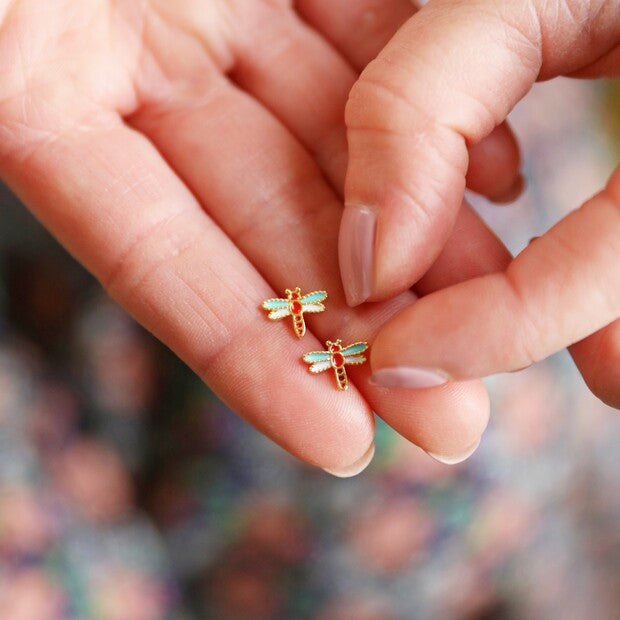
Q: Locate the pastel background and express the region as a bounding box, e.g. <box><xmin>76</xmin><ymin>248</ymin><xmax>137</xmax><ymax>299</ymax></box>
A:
<box><xmin>0</xmin><ymin>77</ymin><xmax>618</xmax><ymax>619</ymax></box>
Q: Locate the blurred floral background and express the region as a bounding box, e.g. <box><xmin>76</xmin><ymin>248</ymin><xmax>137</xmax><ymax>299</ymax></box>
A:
<box><xmin>0</xmin><ymin>78</ymin><xmax>618</xmax><ymax>620</ymax></box>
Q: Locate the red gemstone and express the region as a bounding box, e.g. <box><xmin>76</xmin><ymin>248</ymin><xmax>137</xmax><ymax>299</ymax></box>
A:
<box><xmin>291</xmin><ymin>301</ymin><xmax>302</xmax><ymax>314</ymax></box>
<box><xmin>330</xmin><ymin>344</ymin><xmax>340</xmax><ymax>352</ymax></box>
<box><xmin>332</xmin><ymin>353</ymin><xmax>344</xmax><ymax>367</ymax></box>
<box><xmin>290</xmin><ymin>292</ymin><xmax>299</xmax><ymax>300</ymax></box>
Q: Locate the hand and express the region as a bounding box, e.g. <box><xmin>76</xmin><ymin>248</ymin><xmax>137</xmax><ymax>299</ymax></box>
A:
<box><xmin>342</xmin><ymin>0</ymin><xmax>620</xmax><ymax>408</ymax></box>
<box><xmin>0</xmin><ymin>1</ymin><xmax>523</xmax><ymax>473</ymax></box>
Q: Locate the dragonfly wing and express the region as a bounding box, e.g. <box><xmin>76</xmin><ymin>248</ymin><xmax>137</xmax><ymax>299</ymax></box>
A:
<box><xmin>343</xmin><ymin>354</ymin><xmax>366</xmax><ymax>365</ymax></box>
<box><xmin>309</xmin><ymin>360</ymin><xmax>332</xmax><ymax>373</ymax></box>
<box><xmin>300</xmin><ymin>290</ymin><xmax>327</xmax><ymax>304</ymax></box>
<box><xmin>262</xmin><ymin>298</ymin><xmax>289</xmax><ymax>310</ymax></box>
<box><xmin>301</xmin><ymin>302</ymin><xmax>325</xmax><ymax>314</ymax></box>
<box><xmin>268</xmin><ymin>307</ymin><xmax>290</xmax><ymax>320</ymax></box>
<box><xmin>341</xmin><ymin>342</ymin><xmax>368</xmax><ymax>356</ymax></box>
<box><xmin>303</xmin><ymin>351</ymin><xmax>331</xmax><ymax>363</ymax></box>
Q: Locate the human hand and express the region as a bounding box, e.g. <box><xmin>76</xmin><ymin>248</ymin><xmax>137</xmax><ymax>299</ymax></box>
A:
<box><xmin>0</xmin><ymin>1</ymin><xmax>525</xmax><ymax>474</ymax></box>
<box><xmin>342</xmin><ymin>0</ymin><xmax>620</xmax><ymax>408</ymax></box>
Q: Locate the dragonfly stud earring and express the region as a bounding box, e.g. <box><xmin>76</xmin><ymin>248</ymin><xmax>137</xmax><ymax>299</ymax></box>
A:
<box><xmin>303</xmin><ymin>340</ymin><xmax>368</xmax><ymax>391</ymax></box>
<box><xmin>262</xmin><ymin>287</ymin><xmax>327</xmax><ymax>338</ymax></box>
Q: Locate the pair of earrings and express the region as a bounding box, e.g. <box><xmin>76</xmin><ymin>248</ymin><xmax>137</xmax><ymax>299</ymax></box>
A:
<box><xmin>262</xmin><ymin>287</ymin><xmax>368</xmax><ymax>391</ymax></box>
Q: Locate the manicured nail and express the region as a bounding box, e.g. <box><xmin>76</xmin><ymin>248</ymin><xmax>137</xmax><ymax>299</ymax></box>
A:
<box><xmin>338</xmin><ymin>204</ymin><xmax>377</xmax><ymax>307</ymax></box>
<box><xmin>491</xmin><ymin>173</ymin><xmax>526</xmax><ymax>204</ymax></box>
<box><xmin>323</xmin><ymin>442</ymin><xmax>375</xmax><ymax>478</ymax></box>
<box><xmin>426</xmin><ymin>437</ymin><xmax>481</xmax><ymax>465</ymax></box>
<box><xmin>370</xmin><ymin>367</ymin><xmax>449</xmax><ymax>389</ymax></box>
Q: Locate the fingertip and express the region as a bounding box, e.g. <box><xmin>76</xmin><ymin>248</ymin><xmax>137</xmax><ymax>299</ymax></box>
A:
<box><xmin>372</xmin><ymin>377</ymin><xmax>490</xmax><ymax>460</ymax></box>
<box><xmin>369</xmin><ymin>318</ymin><xmax>491</xmax><ymax>455</ymax></box>
<box><xmin>466</xmin><ymin>122</ymin><xmax>523</xmax><ymax>203</ymax></box>
<box><xmin>435</xmin><ymin>379</ymin><xmax>490</xmax><ymax>452</ymax></box>
<box><xmin>426</xmin><ymin>436</ymin><xmax>481</xmax><ymax>465</ymax></box>
<box><xmin>488</xmin><ymin>172</ymin><xmax>526</xmax><ymax>204</ymax></box>
<box><xmin>570</xmin><ymin>319</ymin><xmax>620</xmax><ymax>410</ymax></box>
<box><xmin>322</xmin><ymin>441</ymin><xmax>376</xmax><ymax>478</ymax></box>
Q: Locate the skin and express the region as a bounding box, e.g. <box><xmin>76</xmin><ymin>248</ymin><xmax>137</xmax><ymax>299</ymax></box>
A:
<box><xmin>0</xmin><ymin>0</ymin><xmax>615</xmax><ymax>475</ymax></box>
<box><xmin>0</xmin><ymin>0</ymin><xmax>512</xmax><ymax>473</ymax></box>
<box><xmin>341</xmin><ymin>0</ymin><xmax>620</xmax><ymax>410</ymax></box>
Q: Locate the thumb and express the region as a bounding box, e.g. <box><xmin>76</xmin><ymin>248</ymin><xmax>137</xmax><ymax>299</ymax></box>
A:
<box><xmin>339</xmin><ymin>0</ymin><xmax>620</xmax><ymax>306</ymax></box>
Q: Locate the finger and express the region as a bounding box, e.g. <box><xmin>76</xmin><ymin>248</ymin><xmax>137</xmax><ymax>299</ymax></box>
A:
<box><xmin>0</xmin><ymin>107</ymin><xmax>377</xmax><ymax>473</ymax></box>
<box><xmin>220</xmin><ymin>1</ymin><xmax>513</xmax><ymax>304</ymax></box>
<box><xmin>233</xmin><ymin>0</ymin><xmax>522</xmax><ymax>204</ymax></box>
<box><xmin>225</xmin><ymin>1</ymin><xmax>355</xmax><ymax>189</ymax></box>
<box><xmin>342</xmin><ymin>0</ymin><xmax>620</xmax><ymax>304</ymax></box>
<box><xmin>371</xmin><ymin>166</ymin><xmax>620</xmax><ymax>388</ymax></box>
<box><xmin>571</xmin><ymin>44</ymin><xmax>620</xmax><ymax>79</ymax></box>
<box><xmin>569</xmin><ymin>319</ymin><xmax>620</xmax><ymax>409</ymax></box>
<box><xmin>295</xmin><ymin>0</ymin><xmax>417</xmax><ymax>71</ymax></box>
<box><xmin>296</xmin><ymin>0</ymin><xmax>523</xmax><ymax>203</ymax></box>
<box><xmin>466</xmin><ymin>122</ymin><xmax>523</xmax><ymax>204</ymax></box>
<box><xmin>415</xmin><ymin>199</ymin><xmax>512</xmax><ymax>294</ymax></box>
<box><xmin>130</xmin><ymin>73</ymin><xmax>490</xmax><ymax>461</ymax></box>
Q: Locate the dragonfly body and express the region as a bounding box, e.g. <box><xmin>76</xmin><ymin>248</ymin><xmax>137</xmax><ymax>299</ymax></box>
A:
<box><xmin>262</xmin><ymin>287</ymin><xmax>327</xmax><ymax>337</ymax></box>
<box><xmin>303</xmin><ymin>340</ymin><xmax>368</xmax><ymax>390</ymax></box>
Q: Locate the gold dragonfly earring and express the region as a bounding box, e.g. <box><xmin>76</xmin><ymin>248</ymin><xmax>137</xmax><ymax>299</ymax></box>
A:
<box><xmin>262</xmin><ymin>287</ymin><xmax>327</xmax><ymax>338</ymax></box>
<box><xmin>303</xmin><ymin>339</ymin><xmax>368</xmax><ymax>391</ymax></box>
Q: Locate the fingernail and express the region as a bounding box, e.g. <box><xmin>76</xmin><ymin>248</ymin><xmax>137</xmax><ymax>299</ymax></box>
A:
<box><xmin>426</xmin><ymin>437</ymin><xmax>481</xmax><ymax>465</ymax></box>
<box><xmin>370</xmin><ymin>367</ymin><xmax>449</xmax><ymax>389</ymax></box>
<box><xmin>491</xmin><ymin>173</ymin><xmax>526</xmax><ymax>204</ymax></box>
<box><xmin>323</xmin><ymin>442</ymin><xmax>375</xmax><ymax>478</ymax></box>
<box><xmin>339</xmin><ymin>204</ymin><xmax>376</xmax><ymax>307</ymax></box>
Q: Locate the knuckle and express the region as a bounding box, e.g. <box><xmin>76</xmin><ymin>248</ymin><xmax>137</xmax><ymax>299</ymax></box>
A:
<box><xmin>102</xmin><ymin>209</ymin><xmax>197</xmax><ymax>298</ymax></box>
<box><xmin>102</xmin><ymin>212</ymin><xmax>249</xmax><ymax>371</ymax></box>
<box><xmin>502</xmin><ymin>267</ymin><xmax>545</xmax><ymax>368</ymax></box>
<box><xmin>195</xmin><ymin>317</ymin><xmax>259</xmax><ymax>384</ymax></box>
<box><xmin>344</xmin><ymin>76</ymin><xmax>376</xmax><ymax>131</ymax></box>
<box><xmin>497</xmin><ymin>1</ymin><xmax>543</xmax><ymax>73</ymax></box>
<box><xmin>345</xmin><ymin>67</ymin><xmax>416</xmax><ymax>134</ymax></box>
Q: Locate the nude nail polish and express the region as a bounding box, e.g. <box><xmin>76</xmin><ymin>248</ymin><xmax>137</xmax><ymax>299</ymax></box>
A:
<box><xmin>370</xmin><ymin>366</ymin><xmax>449</xmax><ymax>389</ymax></box>
<box><xmin>338</xmin><ymin>204</ymin><xmax>377</xmax><ymax>307</ymax></box>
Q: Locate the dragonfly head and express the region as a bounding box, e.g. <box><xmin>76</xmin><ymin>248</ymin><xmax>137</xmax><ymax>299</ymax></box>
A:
<box><xmin>286</xmin><ymin>287</ymin><xmax>301</xmax><ymax>300</ymax></box>
<box><xmin>326</xmin><ymin>339</ymin><xmax>342</xmax><ymax>352</ymax></box>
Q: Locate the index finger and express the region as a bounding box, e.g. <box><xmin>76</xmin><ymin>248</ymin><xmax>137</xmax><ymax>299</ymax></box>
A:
<box><xmin>371</xmin><ymin>166</ymin><xmax>620</xmax><ymax>384</ymax></box>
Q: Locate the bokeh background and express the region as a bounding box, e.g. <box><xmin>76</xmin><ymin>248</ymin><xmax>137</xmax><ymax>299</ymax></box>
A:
<box><xmin>0</xmin><ymin>77</ymin><xmax>618</xmax><ymax>620</ymax></box>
